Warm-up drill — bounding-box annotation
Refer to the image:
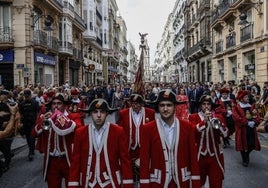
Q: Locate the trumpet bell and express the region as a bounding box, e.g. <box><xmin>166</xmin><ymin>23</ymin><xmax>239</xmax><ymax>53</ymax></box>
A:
<box><xmin>210</xmin><ymin>118</ymin><xmax>222</xmax><ymax>129</ymax></box>
<box><xmin>42</xmin><ymin>119</ymin><xmax>52</xmax><ymax>130</ymax></box>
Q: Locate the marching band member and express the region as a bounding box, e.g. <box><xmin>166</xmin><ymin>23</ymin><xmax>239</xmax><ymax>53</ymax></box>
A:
<box><xmin>219</xmin><ymin>88</ymin><xmax>236</xmax><ymax>148</ymax></box>
<box><xmin>140</xmin><ymin>89</ymin><xmax>200</xmax><ymax>188</ymax></box>
<box><xmin>117</xmin><ymin>93</ymin><xmax>155</xmax><ymax>187</ymax></box>
<box><xmin>32</xmin><ymin>93</ymin><xmax>83</xmax><ymax>188</ymax></box>
<box><xmin>232</xmin><ymin>90</ymin><xmax>261</xmax><ymax>167</ymax></box>
<box><xmin>68</xmin><ymin>99</ymin><xmax>133</xmax><ymax>188</ymax></box>
<box><xmin>189</xmin><ymin>94</ymin><xmax>228</xmax><ymax>188</ymax></box>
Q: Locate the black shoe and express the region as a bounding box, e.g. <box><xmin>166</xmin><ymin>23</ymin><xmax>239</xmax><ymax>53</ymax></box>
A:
<box><xmin>1</xmin><ymin>165</ymin><xmax>9</xmax><ymax>173</ymax></box>
<box><xmin>242</xmin><ymin>161</ymin><xmax>248</xmax><ymax>167</ymax></box>
<box><xmin>28</xmin><ymin>154</ymin><xmax>34</xmax><ymax>161</ymax></box>
<box><xmin>223</xmin><ymin>144</ymin><xmax>227</xmax><ymax>148</ymax></box>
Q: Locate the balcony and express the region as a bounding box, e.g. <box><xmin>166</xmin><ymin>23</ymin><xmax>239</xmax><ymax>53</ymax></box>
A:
<box><xmin>226</xmin><ymin>31</ymin><xmax>236</xmax><ymax>49</ymax></box>
<box><xmin>34</xmin><ymin>30</ymin><xmax>48</xmax><ymax>46</ymax></box>
<box><xmin>58</xmin><ymin>41</ymin><xmax>73</xmax><ymax>55</ymax></box>
<box><xmin>47</xmin><ymin>36</ymin><xmax>59</xmax><ymax>51</ymax></box>
<box><xmin>240</xmin><ymin>24</ymin><xmax>253</xmax><ymax>43</ymax></box>
<box><xmin>215</xmin><ymin>40</ymin><xmax>223</xmax><ymax>53</ymax></box>
<box><xmin>0</xmin><ymin>26</ymin><xmax>14</xmax><ymax>44</ymax></box>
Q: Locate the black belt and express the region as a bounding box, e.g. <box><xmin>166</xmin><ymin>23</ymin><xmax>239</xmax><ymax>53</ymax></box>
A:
<box><xmin>50</xmin><ymin>154</ymin><xmax>66</xmax><ymax>159</ymax></box>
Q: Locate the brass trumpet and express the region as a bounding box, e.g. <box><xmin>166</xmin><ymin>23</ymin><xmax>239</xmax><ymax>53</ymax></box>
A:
<box><xmin>41</xmin><ymin>111</ymin><xmax>52</xmax><ymax>130</ymax></box>
<box><xmin>205</xmin><ymin>110</ymin><xmax>222</xmax><ymax>129</ymax></box>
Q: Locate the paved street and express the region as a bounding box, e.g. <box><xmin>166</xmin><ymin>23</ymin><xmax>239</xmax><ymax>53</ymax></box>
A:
<box><xmin>1</xmin><ymin>115</ymin><xmax>268</xmax><ymax>187</ymax></box>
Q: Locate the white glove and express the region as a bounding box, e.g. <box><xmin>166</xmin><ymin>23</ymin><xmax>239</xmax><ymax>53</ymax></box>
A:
<box><xmin>227</xmin><ymin>110</ymin><xmax>232</xmax><ymax>117</ymax></box>
<box><xmin>248</xmin><ymin>121</ymin><xmax>255</xmax><ymax>128</ymax></box>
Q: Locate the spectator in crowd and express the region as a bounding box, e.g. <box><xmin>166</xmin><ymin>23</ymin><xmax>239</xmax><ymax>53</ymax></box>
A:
<box><xmin>111</xmin><ymin>85</ymin><xmax>124</xmax><ymax>109</ymax></box>
<box><xmin>32</xmin><ymin>93</ymin><xmax>83</xmax><ymax>187</ymax></box>
<box><xmin>232</xmin><ymin>90</ymin><xmax>261</xmax><ymax>167</ymax></box>
<box><xmin>117</xmin><ymin>94</ymin><xmax>155</xmax><ymax>187</ymax></box>
<box><xmin>18</xmin><ymin>89</ymin><xmax>40</xmax><ymax>161</ymax></box>
<box><xmin>189</xmin><ymin>94</ymin><xmax>228</xmax><ymax>188</ymax></box>
<box><xmin>140</xmin><ymin>89</ymin><xmax>200</xmax><ymax>188</ymax></box>
<box><xmin>68</xmin><ymin>99</ymin><xmax>133</xmax><ymax>188</ymax></box>
<box><xmin>175</xmin><ymin>87</ymin><xmax>189</xmax><ymax>120</ymax></box>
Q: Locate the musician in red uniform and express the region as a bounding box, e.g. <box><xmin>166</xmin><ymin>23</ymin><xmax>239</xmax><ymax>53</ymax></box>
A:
<box><xmin>117</xmin><ymin>93</ymin><xmax>155</xmax><ymax>187</ymax></box>
<box><xmin>232</xmin><ymin>90</ymin><xmax>261</xmax><ymax>167</ymax></box>
<box><xmin>32</xmin><ymin>93</ymin><xmax>83</xmax><ymax>188</ymax></box>
<box><xmin>140</xmin><ymin>89</ymin><xmax>200</xmax><ymax>188</ymax></box>
<box><xmin>68</xmin><ymin>99</ymin><xmax>133</xmax><ymax>188</ymax></box>
<box><xmin>189</xmin><ymin>95</ymin><xmax>228</xmax><ymax>188</ymax></box>
<box><xmin>68</xmin><ymin>89</ymin><xmax>86</xmax><ymax>122</ymax></box>
<box><xmin>219</xmin><ymin>88</ymin><xmax>236</xmax><ymax>148</ymax></box>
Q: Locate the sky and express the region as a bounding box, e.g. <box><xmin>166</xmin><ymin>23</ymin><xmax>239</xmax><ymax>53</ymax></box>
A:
<box><xmin>116</xmin><ymin>0</ymin><xmax>176</xmax><ymax>64</ymax></box>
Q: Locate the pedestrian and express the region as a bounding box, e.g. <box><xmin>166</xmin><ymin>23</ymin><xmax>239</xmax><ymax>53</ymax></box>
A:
<box><xmin>0</xmin><ymin>90</ymin><xmax>19</xmax><ymax>176</ymax></box>
<box><xmin>188</xmin><ymin>94</ymin><xmax>228</xmax><ymax>188</ymax></box>
<box><xmin>18</xmin><ymin>88</ymin><xmax>40</xmax><ymax>161</ymax></box>
<box><xmin>117</xmin><ymin>93</ymin><xmax>155</xmax><ymax>187</ymax></box>
<box><xmin>232</xmin><ymin>90</ymin><xmax>261</xmax><ymax>167</ymax></box>
<box><xmin>140</xmin><ymin>89</ymin><xmax>201</xmax><ymax>188</ymax></box>
<box><xmin>32</xmin><ymin>93</ymin><xmax>83</xmax><ymax>188</ymax></box>
<box><xmin>68</xmin><ymin>99</ymin><xmax>133</xmax><ymax>188</ymax></box>
<box><xmin>257</xmin><ymin>111</ymin><xmax>268</xmax><ymax>133</ymax></box>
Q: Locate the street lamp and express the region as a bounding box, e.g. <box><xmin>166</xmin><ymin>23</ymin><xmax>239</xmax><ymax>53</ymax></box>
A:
<box><xmin>31</xmin><ymin>14</ymin><xmax>54</xmax><ymax>31</ymax></box>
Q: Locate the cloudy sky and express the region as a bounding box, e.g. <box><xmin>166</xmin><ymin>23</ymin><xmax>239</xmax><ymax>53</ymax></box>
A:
<box><xmin>116</xmin><ymin>0</ymin><xmax>176</xmax><ymax>64</ymax></box>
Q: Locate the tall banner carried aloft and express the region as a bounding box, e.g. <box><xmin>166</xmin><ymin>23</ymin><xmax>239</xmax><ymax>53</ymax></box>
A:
<box><xmin>133</xmin><ymin>33</ymin><xmax>148</xmax><ymax>96</ymax></box>
<box><xmin>133</xmin><ymin>49</ymin><xmax>145</xmax><ymax>95</ymax></box>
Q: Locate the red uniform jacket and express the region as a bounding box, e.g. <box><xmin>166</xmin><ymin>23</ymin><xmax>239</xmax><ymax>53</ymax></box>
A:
<box><xmin>117</xmin><ymin>107</ymin><xmax>155</xmax><ymax>159</ymax></box>
<box><xmin>140</xmin><ymin>118</ymin><xmax>201</xmax><ymax>188</ymax></box>
<box><xmin>68</xmin><ymin>123</ymin><xmax>133</xmax><ymax>188</ymax></box>
<box><xmin>188</xmin><ymin>112</ymin><xmax>227</xmax><ymax>175</ymax></box>
<box><xmin>232</xmin><ymin>103</ymin><xmax>261</xmax><ymax>151</ymax></box>
<box><xmin>32</xmin><ymin>110</ymin><xmax>83</xmax><ymax>180</ymax></box>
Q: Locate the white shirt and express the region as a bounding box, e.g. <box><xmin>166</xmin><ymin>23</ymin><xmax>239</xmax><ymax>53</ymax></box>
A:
<box><xmin>93</xmin><ymin>124</ymin><xmax>106</xmax><ymax>148</ymax></box>
<box><xmin>161</xmin><ymin>120</ymin><xmax>175</xmax><ymax>146</ymax></box>
<box><xmin>132</xmin><ymin>110</ymin><xmax>142</xmax><ymax>127</ymax></box>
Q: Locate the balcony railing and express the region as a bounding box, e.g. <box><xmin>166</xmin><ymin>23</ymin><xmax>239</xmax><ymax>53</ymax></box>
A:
<box><xmin>240</xmin><ymin>24</ymin><xmax>253</xmax><ymax>43</ymax></box>
<box><xmin>48</xmin><ymin>36</ymin><xmax>59</xmax><ymax>51</ymax></box>
<box><xmin>58</xmin><ymin>41</ymin><xmax>73</xmax><ymax>54</ymax></box>
<box><xmin>0</xmin><ymin>26</ymin><xmax>13</xmax><ymax>43</ymax></box>
<box><xmin>215</xmin><ymin>40</ymin><xmax>223</xmax><ymax>53</ymax></box>
<box><xmin>226</xmin><ymin>31</ymin><xmax>236</xmax><ymax>49</ymax></box>
<box><xmin>34</xmin><ymin>30</ymin><xmax>48</xmax><ymax>46</ymax></box>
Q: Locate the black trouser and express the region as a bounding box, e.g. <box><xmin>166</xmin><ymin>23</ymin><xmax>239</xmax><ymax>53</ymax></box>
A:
<box><xmin>0</xmin><ymin>139</ymin><xmax>13</xmax><ymax>167</ymax></box>
<box><xmin>24</xmin><ymin>126</ymin><xmax>35</xmax><ymax>155</ymax></box>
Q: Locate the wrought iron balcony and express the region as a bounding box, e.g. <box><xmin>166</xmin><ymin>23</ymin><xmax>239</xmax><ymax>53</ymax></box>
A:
<box><xmin>240</xmin><ymin>23</ymin><xmax>253</xmax><ymax>42</ymax></box>
<box><xmin>215</xmin><ymin>40</ymin><xmax>223</xmax><ymax>53</ymax></box>
<box><xmin>0</xmin><ymin>26</ymin><xmax>14</xmax><ymax>43</ymax></box>
<box><xmin>226</xmin><ymin>31</ymin><xmax>236</xmax><ymax>49</ymax></box>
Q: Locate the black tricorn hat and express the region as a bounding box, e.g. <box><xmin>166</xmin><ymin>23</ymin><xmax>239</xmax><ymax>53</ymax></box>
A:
<box><xmin>199</xmin><ymin>95</ymin><xmax>213</xmax><ymax>105</ymax></box>
<box><xmin>79</xmin><ymin>99</ymin><xmax>118</xmax><ymax>114</ymax></box>
<box><xmin>130</xmin><ymin>93</ymin><xmax>144</xmax><ymax>103</ymax></box>
<box><xmin>152</xmin><ymin>89</ymin><xmax>186</xmax><ymax>105</ymax></box>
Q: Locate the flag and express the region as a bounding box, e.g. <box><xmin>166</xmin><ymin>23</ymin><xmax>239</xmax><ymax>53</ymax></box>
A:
<box><xmin>133</xmin><ymin>49</ymin><xmax>145</xmax><ymax>96</ymax></box>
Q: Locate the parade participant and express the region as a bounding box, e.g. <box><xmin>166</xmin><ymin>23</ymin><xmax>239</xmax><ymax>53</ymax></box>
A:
<box><xmin>232</xmin><ymin>90</ymin><xmax>261</xmax><ymax>167</ymax></box>
<box><xmin>68</xmin><ymin>89</ymin><xmax>86</xmax><ymax>123</ymax></box>
<box><xmin>219</xmin><ymin>88</ymin><xmax>236</xmax><ymax>148</ymax></box>
<box><xmin>189</xmin><ymin>94</ymin><xmax>228</xmax><ymax>188</ymax></box>
<box><xmin>117</xmin><ymin>93</ymin><xmax>155</xmax><ymax>187</ymax></box>
<box><xmin>140</xmin><ymin>89</ymin><xmax>200</xmax><ymax>188</ymax></box>
<box><xmin>32</xmin><ymin>93</ymin><xmax>83</xmax><ymax>188</ymax></box>
<box><xmin>19</xmin><ymin>89</ymin><xmax>40</xmax><ymax>161</ymax></box>
<box><xmin>68</xmin><ymin>99</ymin><xmax>133</xmax><ymax>188</ymax></box>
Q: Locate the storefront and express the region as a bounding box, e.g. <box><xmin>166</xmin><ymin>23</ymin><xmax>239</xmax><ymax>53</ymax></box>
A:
<box><xmin>0</xmin><ymin>49</ymin><xmax>14</xmax><ymax>90</ymax></box>
<box><xmin>34</xmin><ymin>52</ymin><xmax>56</xmax><ymax>86</ymax></box>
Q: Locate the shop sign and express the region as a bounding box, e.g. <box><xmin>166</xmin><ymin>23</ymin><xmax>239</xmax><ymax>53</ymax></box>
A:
<box><xmin>0</xmin><ymin>50</ymin><xmax>14</xmax><ymax>63</ymax></box>
<box><xmin>34</xmin><ymin>52</ymin><xmax>56</xmax><ymax>65</ymax></box>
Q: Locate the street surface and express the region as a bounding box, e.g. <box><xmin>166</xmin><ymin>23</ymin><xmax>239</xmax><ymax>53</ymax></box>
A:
<box><xmin>1</xmin><ymin>114</ymin><xmax>268</xmax><ymax>187</ymax></box>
